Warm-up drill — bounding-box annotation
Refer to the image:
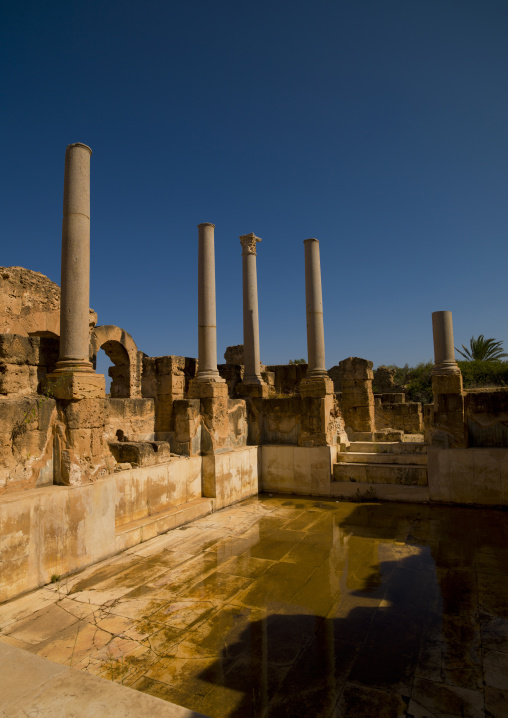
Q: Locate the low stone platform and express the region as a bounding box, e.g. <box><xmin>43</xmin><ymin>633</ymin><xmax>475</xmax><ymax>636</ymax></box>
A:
<box><xmin>0</xmin><ymin>642</ymin><xmax>207</xmax><ymax>717</ymax></box>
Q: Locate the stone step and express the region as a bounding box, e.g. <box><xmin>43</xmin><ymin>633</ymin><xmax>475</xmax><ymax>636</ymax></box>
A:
<box><xmin>336</xmin><ymin>452</ymin><xmax>427</xmax><ymax>466</ymax></box>
<box><xmin>349</xmin><ymin>430</ymin><xmax>404</xmax><ymax>442</ymax></box>
<box><xmin>330</xmin><ymin>481</ymin><xmax>429</xmax><ymax>503</ymax></box>
<box><xmin>348</xmin><ymin>441</ymin><xmax>428</xmax><ymax>455</ymax></box>
<box><xmin>333</xmin><ymin>461</ymin><xmax>428</xmax><ymax>486</ymax></box>
<box><xmin>115</xmin><ymin>497</ymin><xmax>214</xmax><ymax>551</ymax></box>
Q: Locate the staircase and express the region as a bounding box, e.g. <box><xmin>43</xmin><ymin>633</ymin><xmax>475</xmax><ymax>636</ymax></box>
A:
<box><xmin>331</xmin><ymin>438</ymin><xmax>429</xmax><ymax>502</ymax></box>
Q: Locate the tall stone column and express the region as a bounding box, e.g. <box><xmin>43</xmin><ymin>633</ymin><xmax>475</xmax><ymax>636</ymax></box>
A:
<box><xmin>55</xmin><ymin>143</ymin><xmax>94</xmax><ymax>373</ymax></box>
<box><xmin>300</xmin><ymin>239</ymin><xmax>334</xmax><ymax>445</ymax></box>
<box><xmin>47</xmin><ymin>143</ymin><xmax>104</xmax><ymax>400</ymax></box>
<box><xmin>430</xmin><ymin>310</ymin><xmax>465</xmax><ymax>448</ymax></box>
<box><xmin>304</xmin><ymin>238</ymin><xmax>327</xmax><ymax>379</ymax></box>
<box><xmin>240</xmin><ymin>233</ymin><xmax>262</xmax><ymax>384</ymax></box>
<box><xmin>432</xmin><ymin>311</ymin><xmax>460</xmax><ymax>375</ymax></box>
<box><xmin>47</xmin><ymin>143</ymin><xmax>105</xmax><ymax>486</ymax></box>
<box><xmin>189</xmin><ymin>223</ymin><xmax>226</xmax><ymax>400</ymax></box>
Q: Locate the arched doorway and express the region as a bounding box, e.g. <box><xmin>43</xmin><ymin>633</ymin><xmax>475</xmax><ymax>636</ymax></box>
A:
<box><xmin>90</xmin><ymin>325</ymin><xmax>142</xmax><ymax>398</ymax></box>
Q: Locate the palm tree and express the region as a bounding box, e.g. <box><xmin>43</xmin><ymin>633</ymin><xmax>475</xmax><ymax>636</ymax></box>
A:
<box><xmin>455</xmin><ymin>335</ymin><xmax>508</xmax><ymax>361</ymax></box>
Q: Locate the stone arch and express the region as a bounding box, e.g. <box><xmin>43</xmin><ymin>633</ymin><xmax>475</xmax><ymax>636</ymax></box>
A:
<box><xmin>90</xmin><ymin>325</ymin><xmax>142</xmax><ymax>398</ymax></box>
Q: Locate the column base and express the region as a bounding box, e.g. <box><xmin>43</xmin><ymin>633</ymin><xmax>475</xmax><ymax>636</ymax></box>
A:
<box><xmin>300</xmin><ymin>376</ymin><xmax>334</xmax><ymax>397</ymax></box>
<box><xmin>52</xmin><ymin>359</ymin><xmax>95</xmax><ymax>373</ymax></box>
<box><xmin>235</xmin><ymin>382</ymin><xmax>270</xmax><ymax>398</ymax></box>
<box><xmin>188</xmin><ymin>379</ymin><xmax>228</xmax><ymax>399</ymax></box>
<box><xmin>432</xmin><ymin>361</ymin><xmax>461</xmax><ymax>375</ymax></box>
<box><xmin>45</xmin><ymin>372</ymin><xmax>106</xmax><ymax>400</ymax></box>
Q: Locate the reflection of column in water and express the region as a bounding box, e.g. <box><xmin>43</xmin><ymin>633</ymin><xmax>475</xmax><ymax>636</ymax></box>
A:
<box><xmin>328</xmin><ymin>524</ymin><xmax>349</xmax><ymax>598</ymax></box>
<box><xmin>345</xmin><ymin>536</ymin><xmax>381</xmax><ymax>593</ymax></box>
<box><xmin>261</xmin><ymin>613</ymin><xmax>268</xmax><ymax>713</ymax></box>
<box><xmin>325</xmin><ymin>613</ymin><xmax>335</xmax><ymax>703</ymax></box>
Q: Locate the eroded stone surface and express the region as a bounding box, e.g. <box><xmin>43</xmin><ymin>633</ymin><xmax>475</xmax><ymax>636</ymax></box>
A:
<box><xmin>1</xmin><ymin>495</ymin><xmax>506</xmax><ymax>718</ymax></box>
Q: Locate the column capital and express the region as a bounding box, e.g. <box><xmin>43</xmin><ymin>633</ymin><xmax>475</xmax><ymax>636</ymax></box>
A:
<box><xmin>198</xmin><ymin>222</ymin><xmax>215</xmax><ymax>228</ymax></box>
<box><xmin>240</xmin><ymin>233</ymin><xmax>262</xmax><ymax>255</ymax></box>
<box><xmin>67</xmin><ymin>142</ymin><xmax>92</xmax><ymax>155</ymax></box>
<box><xmin>304</xmin><ymin>237</ymin><xmax>319</xmax><ymax>244</ymax></box>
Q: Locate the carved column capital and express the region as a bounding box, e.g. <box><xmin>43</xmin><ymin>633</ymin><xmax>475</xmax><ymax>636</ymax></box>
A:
<box><xmin>240</xmin><ymin>233</ymin><xmax>262</xmax><ymax>255</ymax></box>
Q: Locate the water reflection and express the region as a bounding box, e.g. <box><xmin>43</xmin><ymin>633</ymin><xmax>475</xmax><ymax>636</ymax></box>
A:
<box><xmin>184</xmin><ymin>499</ymin><xmax>500</xmax><ymax>717</ymax></box>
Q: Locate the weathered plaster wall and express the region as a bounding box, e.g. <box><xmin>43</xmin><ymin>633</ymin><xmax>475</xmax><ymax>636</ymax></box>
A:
<box><xmin>0</xmin><ymin>478</ymin><xmax>117</xmax><ymax>602</ymax></box>
<box><xmin>428</xmin><ymin>446</ymin><xmax>508</xmax><ymax>506</ymax></box>
<box><xmin>115</xmin><ymin>457</ymin><xmax>202</xmax><ymax>527</ymax></box>
<box><xmin>260</xmin><ymin>445</ymin><xmax>335</xmax><ymax>496</ymax></box>
<box><xmin>202</xmin><ymin>446</ymin><xmax>259</xmax><ymax>510</ymax></box>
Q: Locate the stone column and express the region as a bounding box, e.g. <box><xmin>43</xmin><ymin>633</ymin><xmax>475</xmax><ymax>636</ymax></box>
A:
<box><xmin>430</xmin><ymin>310</ymin><xmax>465</xmax><ymax>448</ymax></box>
<box><xmin>56</xmin><ymin>143</ymin><xmax>94</xmax><ymax>373</ymax></box>
<box><xmin>304</xmin><ymin>239</ymin><xmax>327</xmax><ymax>379</ymax></box>
<box><xmin>240</xmin><ymin>233</ymin><xmax>262</xmax><ymax>384</ymax></box>
<box><xmin>300</xmin><ymin>239</ymin><xmax>333</xmax><ymax>446</ymax></box>
<box><xmin>432</xmin><ymin>311</ymin><xmax>460</xmax><ymax>375</ymax></box>
<box><xmin>47</xmin><ymin>143</ymin><xmax>104</xmax><ymax>401</ymax></box>
<box><xmin>189</xmin><ymin>223</ymin><xmax>226</xmax><ymax>400</ymax></box>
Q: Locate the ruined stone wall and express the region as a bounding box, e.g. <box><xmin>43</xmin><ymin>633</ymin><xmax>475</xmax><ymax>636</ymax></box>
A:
<box><xmin>246</xmin><ymin>394</ymin><xmax>343</xmax><ymax>447</ymax></box>
<box><xmin>171</xmin><ymin>397</ymin><xmax>248</xmax><ymax>456</ymax></box>
<box><xmin>104</xmin><ymin>398</ymin><xmax>155</xmax><ymax>442</ymax></box>
<box><xmin>374</xmin><ymin>393</ymin><xmax>423</xmax><ymax>434</ymax></box>
<box><xmin>0</xmin><ymin>334</ymin><xmax>59</xmax><ymax>396</ymax></box>
<box><xmin>0</xmin><ymin>266</ymin><xmax>96</xmax><ymax>337</ymax></box>
<box><xmin>264</xmin><ymin>363</ymin><xmax>308</xmax><ymax>395</ymax></box>
<box><xmin>142</xmin><ymin>355</ymin><xmax>198</xmax><ymax>436</ymax></box>
<box><xmin>338</xmin><ymin>357</ymin><xmax>375</xmax><ymax>435</ymax></box>
<box><xmin>464</xmin><ymin>388</ymin><xmax>508</xmax><ymax>448</ymax></box>
<box><xmin>0</xmin><ymin>396</ymin><xmax>56</xmax><ymax>495</ymax></box>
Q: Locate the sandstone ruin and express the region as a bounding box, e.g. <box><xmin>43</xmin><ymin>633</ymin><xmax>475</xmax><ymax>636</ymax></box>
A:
<box><xmin>1</xmin><ymin>142</ymin><xmax>508</xmax><ymax>610</ymax></box>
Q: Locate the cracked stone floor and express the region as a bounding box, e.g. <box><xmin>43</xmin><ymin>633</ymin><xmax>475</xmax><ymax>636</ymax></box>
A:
<box><xmin>1</xmin><ymin>495</ymin><xmax>508</xmax><ymax>718</ymax></box>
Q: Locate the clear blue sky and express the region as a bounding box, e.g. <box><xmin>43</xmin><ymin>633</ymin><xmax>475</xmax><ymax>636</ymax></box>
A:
<box><xmin>2</xmin><ymin>0</ymin><xmax>507</xmax><ymax>371</ymax></box>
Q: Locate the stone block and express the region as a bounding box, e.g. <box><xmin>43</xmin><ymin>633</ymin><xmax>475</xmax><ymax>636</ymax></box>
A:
<box><xmin>188</xmin><ymin>379</ymin><xmax>228</xmax><ymax>399</ymax></box>
<box><xmin>157</xmin><ymin>374</ymin><xmax>185</xmax><ymax>396</ymax></box>
<box><xmin>154</xmin><ymin>395</ymin><xmax>175</xmax><ymax>433</ymax></box>
<box><xmin>108</xmin><ymin>440</ymin><xmax>172</xmax><ymax>467</ymax></box>
<box><xmin>434</xmin><ymin>392</ymin><xmax>464</xmax><ymax>413</ymax></box>
<box><xmin>432</xmin><ymin>373</ymin><xmax>463</xmax><ymax>396</ymax></box>
<box><xmin>68</xmin><ymin>428</ymin><xmax>92</xmax><ymax>458</ymax></box>
<box><xmin>235</xmin><ymin>382</ymin><xmax>270</xmax><ymax>398</ymax></box>
<box><xmin>0</xmin><ymin>363</ymin><xmax>34</xmax><ymax>395</ymax></box>
<box><xmin>45</xmin><ymin>372</ymin><xmax>105</xmax><ymax>400</ymax></box>
<box><xmin>173</xmin><ymin>400</ymin><xmax>201</xmax><ymax>443</ymax></box>
<box><xmin>62</xmin><ymin>398</ymin><xmax>105</xmax><ymax>429</ymax></box>
<box><xmin>299</xmin><ymin>376</ymin><xmax>334</xmax><ymax>397</ymax></box>
<box><xmin>0</xmin><ymin>334</ymin><xmax>38</xmax><ymax>365</ymax></box>
<box><xmin>341</xmin><ymin>389</ymin><xmax>375</xmax><ymax>407</ymax></box>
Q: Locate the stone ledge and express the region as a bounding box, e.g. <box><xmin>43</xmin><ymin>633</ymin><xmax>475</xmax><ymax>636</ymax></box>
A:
<box><xmin>330</xmin><ymin>481</ymin><xmax>430</xmax><ymax>503</ymax></box>
<box><xmin>0</xmin><ymin>642</ymin><xmax>208</xmax><ymax>718</ymax></box>
<box><xmin>115</xmin><ymin>497</ymin><xmax>214</xmax><ymax>551</ymax></box>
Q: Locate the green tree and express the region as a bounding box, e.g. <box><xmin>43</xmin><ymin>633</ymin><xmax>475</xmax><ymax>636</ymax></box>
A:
<box><xmin>455</xmin><ymin>335</ymin><xmax>508</xmax><ymax>361</ymax></box>
<box><xmin>289</xmin><ymin>358</ymin><xmax>306</xmax><ymax>365</ymax></box>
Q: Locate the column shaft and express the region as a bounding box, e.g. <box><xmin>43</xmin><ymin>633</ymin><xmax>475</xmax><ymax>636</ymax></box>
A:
<box><xmin>304</xmin><ymin>238</ymin><xmax>327</xmax><ymax>377</ymax></box>
<box><xmin>56</xmin><ymin>143</ymin><xmax>93</xmax><ymax>372</ymax></box>
<box><xmin>196</xmin><ymin>223</ymin><xmax>222</xmax><ymax>381</ymax></box>
<box><xmin>240</xmin><ymin>233</ymin><xmax>262</xmax><ymax>384</ymax></box>
<box><xmin>432</xmin><ymin>311</ymin><xmax>460</xmax><ymax>374</ymax></box>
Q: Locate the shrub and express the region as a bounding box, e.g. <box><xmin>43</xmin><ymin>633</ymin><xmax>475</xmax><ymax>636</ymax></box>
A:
<box><xmin>379</xmin><ymin>360</ymin><xmax>508</xmax><ymax>404</ymax></box>
<box><xmin>458</xmin><ymin>360</ymin><xmax>508</xmax><ymax>388</ymax></box>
